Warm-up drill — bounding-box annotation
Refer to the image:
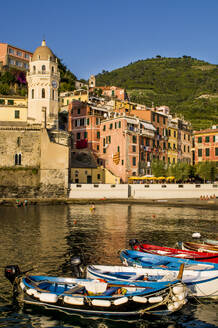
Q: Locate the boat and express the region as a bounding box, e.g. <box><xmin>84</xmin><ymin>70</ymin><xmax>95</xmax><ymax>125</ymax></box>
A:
<box><xmin>119</xmin><ymin>249</ymin><xmax>218</xmax><ymax>298</ymax></box>
<box><xmin>203</xmin><ymin>239</ymin><xmax>218</xmax><ymax>246</ymax></box>
<box><xmin>129</xmin><ymin>240</ymin><xmax>218</xmax><ymax>263</ymax></box>
<box><xmin>182</xmin><ymin>241</ymin><xmax>218</xmax><ymax>253</ymax></box>
<box><xmin>4</xmin><ymin>265</ymin><xmax>187</xmax><ymax>318</ymax></box>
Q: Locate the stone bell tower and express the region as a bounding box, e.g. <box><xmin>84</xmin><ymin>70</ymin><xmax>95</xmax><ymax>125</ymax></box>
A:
<box><xmin>27</xmin><ymin>40</ymin><xmax>60</xmax><ymax>128</ymax></box>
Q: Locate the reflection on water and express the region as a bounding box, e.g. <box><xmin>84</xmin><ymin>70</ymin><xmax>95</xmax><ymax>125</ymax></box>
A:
<box><xmin>0</xmin><ymin>204</ymin><xmax>217</xmax><ymax>327</ymax></box>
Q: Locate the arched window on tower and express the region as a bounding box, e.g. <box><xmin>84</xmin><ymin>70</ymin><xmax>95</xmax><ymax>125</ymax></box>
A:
<box><xmin>52</xmin><ymin>66</ymin><xmax>54</xmax><ymax>74</ymax></box>
<box><xmin>42</xmin><ymin>65</ymin><xmax>46</xmax><ymax>73</ymax></box>
<box><xmin>42</xmin><ymin>88</ymin><xmax>45</xmax><ymax>98</ymax></box>
<box><xmin>32</xmin><ymin>89</ymin><xmax>34</xmax><ymax>99</ymax></box>
<box><xmin>15</xmin><ymin>153</ymin><xmax>22</xmax><ymax>165</ymax></box>
<box><xmin>33</xmin><ymin>65</ymin><xmax>36</xmax><ymax>73</ymax></box>
<box><xmin>52</xmin><ymin>89</ymin><xmax>54</xmax><ymax>100</ymax></box>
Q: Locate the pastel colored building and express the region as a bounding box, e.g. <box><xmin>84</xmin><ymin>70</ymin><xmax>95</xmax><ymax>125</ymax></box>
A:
<box><xmin>167</xmin><ymin>117</ymin><xmax>178</xmax><ymax>164</ymax></box>
<box><xmin>0</xmin><ymin>95</ymin><xmax>27</xmax><ymax>123</ymax></box>
<box><xmin>68</xmin><ymin>101</ymin><xmax>108</xmax><ymax>153</ymax></box>
<box><xmin>60</xmin><ymin>90</ymin><xmax>88</xmax><ymax>112</ymax></box>
<box><xmin>194</xmin><ymin>126</ymin><xmax>218</xmax><ymax>163</ymax></box>
<box><xmin>91</xmin><ymin>86</ymin><xmax>127</xmax><ymax>101</ymax></box>
<box><xmin>99</xmin><ymin>115</ymin><xmax>155</xmax><ymax>182</ymax></box>
<box><xmin>0</xmin><ymin>43</ymin><xmax>32</xmax><ymax>71</ymax></box>
<box><xmin>177</xmin><ymin>119</ymin><xmax>192</xmax><ymax>163</ymax></box>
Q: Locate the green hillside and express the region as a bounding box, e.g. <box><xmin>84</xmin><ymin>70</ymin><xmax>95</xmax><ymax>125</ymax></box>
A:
<box><xmin>96</xmin><ymin>56</ymin><xmax>218</xmax><ymax>129</ymax></box>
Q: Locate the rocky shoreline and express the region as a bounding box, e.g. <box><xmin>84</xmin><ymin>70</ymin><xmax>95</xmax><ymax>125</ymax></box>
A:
<box><xmin>0</xmin><ymin>197</ymin><xmax>217</xmax><ymax>210</ymax></box>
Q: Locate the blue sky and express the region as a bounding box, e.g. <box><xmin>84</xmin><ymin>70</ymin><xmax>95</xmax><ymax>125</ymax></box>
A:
<box><xmin>1</xmin><ymin>0</ymin><xmax>218</xmax><ymax>79</ymax></box>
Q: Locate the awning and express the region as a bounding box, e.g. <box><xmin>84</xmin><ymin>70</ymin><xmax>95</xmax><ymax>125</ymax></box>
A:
<box><xmin>140</xmin><ymin>122</ymin><xmax>156</xmax><ymax>131</ymax></box>
<box><xmin>126</xmin><ymin>118</ymin><xmax>138</xmax><ymax>125</ymax></box>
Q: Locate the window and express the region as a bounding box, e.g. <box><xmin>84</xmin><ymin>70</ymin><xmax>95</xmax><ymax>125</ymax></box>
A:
<box><xmin>168</xmin><ymin>129</ymin><xmax>171</xmax><ymax>136</ymax></box>
<box><xmin>108</xmin><ymin>136</ymin><xmax>111</xmax><ymax>143</ymax></box>
<box><xmin>173</xmin><ymin>143</ymin><xmax>176</xmax><ymax>150</ymax></box>
<box><xmin>8</xmin><ymin>99</ymin><xmax>14</xmax><ymax>105</ymax></box>
<box><xmin>80</xmin><ymin>118</ymin><xmax>84</xmax><ymax>126</ymax></box>
<box><xmin>163</xmin><ymin>117</ymin><xmax>166</xmax><ymax>125</ymax></box>
<box><xmin>188</xmin><ymin>135</ymin><xmax>190</xmax><ymax>141</ymax></box>
<box><xmin>84</xmin><ymin>132</ymin><xmax>87</xmax><ymax>139</ymax></box>
<box><xmin>24</xmin><ymin>53</ymin><xmax>29</xmax><ymax>59</ymax></box>
<box><xmin>205</xmin><ymin>136</ymin><xmax>210</xmax><ymax>143</ymax></box>
<box><xmin>103</xmin><ymin>138</ymin><xmax>105</xmax><ymax>147</ymax></box>
<box><xmin>163</xmin><ymin>142</ymin><xmax>166</xmax><ymax>149</ymax></box>
<box><xmin>122</xmin><ymin>160</ymin><xmax>124</xmax><ymax>165</ymax></box>
<box><xmin>174</xmin><ymin>131</ymin><xmax>176</xmax><ymax>138</ymax></box>
<box><xmin>42</xmin><ymin>65</ymin><xmax>46</xmax><ymax>72</ymax></box>
<box><xmin>184</xmin><ymin>145</ymin><xmax>186</xmax><ymax>152</ymax></box>
<box><xmin>0</xmin><ymin>99</ymin><xmax>5</xmax><ymax>104</ymax></box>
<box><xmin>118</xmin><ymin>121</ymin><xmax>121</xmax><ymax>128</ymax></box>
<box><xmin>117</xmin><ymin>146</ymin><xmax>120</xmax><ymax>152</ymax></box>
<box><xmin>9</xmin><ymin>48</ymin><xmax>14</xmax><ymax>54</ymax></box>
<box><xmin>132</xmin><ymin>145</ymin><xmax>136</xmax><ymax>152</ymax></box>
<box><xmin>152</xmin><ymin>112</ymin><xmax>155</xmax><ymax>122</ymax></box>
<box><xmin>77</xmin><ymin>132</ymin><xmax>80</xmax><ymax>140</ymax></box>
<box><xmin>132</xmin><ymin>135</ymin><xmax>137</xmax><ymax>143</ymax></box>
<box><xmin>115</xmin><ymin>122</ymin><xmax>117</xmax><ymax>129</ymax></box>
<box><xmin>33</xmin><ymin>65</ymin><xmax>36</xmax><ymax>73</ymax></box>
<box><xmin>110</xmin><ymin>123</ymin><xmax>113</xmax><ymax>129</ymax></box>
<box><xmin>198</xmin><ymin>137</ymin><xmax>202</xmax><ymax>143</ymax></box>
<box><xmin>24</xmin><ymin>63</ymin><xmax>28</xmax><ymax>69</ymax></box>
<box><xmin>87</xmin><ymin>118</ymin><xmax>89</xmax><ymax>125</ymax></box>
<box><xmin>173</xmin><ymin>158</ymin><xmax>175</xmax><ymax>164</ymax></box>
<box><xmin>156</xmin><ymin>127</ymin><xmax>159</xmax><ymax>135</ymax></box>
<box><xmin>213</xmin><ymin>136</ymin><xmax>215</xmax><ymax>142</ymax></box>
<box><xmin>78</xmin><ymin>108</ymin><xmax>80</xmax><ymax>114</ymax></box>
<box><xmin>9</xmin><ymin>59</ymin><xmax>15</xmax><ymax>65</ymax></box>
<box><xmin>52</xmin><ymin>90</ymin><xmax>54</xmax><ymax>100</ymax></box>
<box><xmin>17</xmin><ymin>137</ymin><xmax>21</xmax><ymax>147</ymax></box>
<box><xmin>198</xmin><ymin>149</ymin><xmax>202</xmax><ymax>157</ymax></box>
<box><xmin>188</xmin><ymin>146</ymin><xmax>190</xmax><ymax>153</ymax></box>
<box><xmin>157</xmin><ymin>115</ymin><xmax>159</xmax><ymax>123</ymax></box>
<box><xmin>14</xmin><ymin>110</ymin><xmax>20</xmax><ymax>119</ymax></box>
<box><xmin>132</xmin><ymin>157</ymin><xmax>136</xmax><ymax>166</ymax></box>
<box><xmin>97</xmin><ymin>131</ymin><xmax>100</xmax><ymax>139</ymax></box>
<box><xmin>97</xmin><ymin>145</ymin><xmax>99</xmax><ymax>151</ymax></box>
<box><xmin>15</xmin><ymin>153</ymin><xmax>21</xmax><ymax>165</ymax></box>
<box><xmin>96</xmin><ymin>117</ymin><xmax>100</xmax><ymax>125</ymax></box>
<box><xmin>16</xmin><ymin>51</ymin><xmax>22</xmax><ymax>56</ymax></box>
<box><xmin>205</xmin><ymin>148</ymin><xmax>210</xmax><ymax>157</ymax></box>
<box><xmin>103</xmin><ymin>148</ymin><xmax>106</xmax><ymax>153</ymax></box>
<box><xmin>168</xmin><ymin>142</ymin><xmax>171</xmax><ymax>149</ymax></box>
<box><xmin>16</xmin><ymin>61</ymin><xmax>22</xmax><ymax>67</ymax></box>
<box><xmin>184</xmin><ymin>134</ymin><xmax>186</xmax><ymax>140</ymax></box>
<box><xmin>97</xmin><ymin>174</ymin><xmax>101</xmax><ymax>179</ymax></box>
<box><xmin>215</xmin><ymin>148</ymin><xmax>218</xmax><ymax>156</ymax></box>
<box><xmin>52</xmin><ymin>66</ymin><xmax>54</xmax><ymax>73</ymax></box>
<box><xmin>168</xmin><ymin>157</ymin><xmax>170</xmax><ymax>164</ymax></box>
<box><xmin>42</xmin><ymin>88</ymin><xmax>45</xmax><ymax>98</ymax></box>
<box><xmin>146</xmin><ymin>139</ymin><xmax>150</xmax><ymax>146</ymax></box>
<box><xmin>103</xmin><ymin>125</ymin><xmax>106</xmax><ymax>131</ymax></box>
<box><xmin>153</xmin><ymin>140</ymin><xmax>156</xmax><ymax>147</ymax></box>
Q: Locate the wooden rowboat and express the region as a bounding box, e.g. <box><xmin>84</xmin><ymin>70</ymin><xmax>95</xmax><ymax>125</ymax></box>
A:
<box><xmin>182</xmin><ymin>241</ymin><xmax>218</xmax><ymax>253</ymax></box>
<box><xmin>129</xmin><ymin>240</ymin><xmax>218</xmax><ymax>263</ymax></box>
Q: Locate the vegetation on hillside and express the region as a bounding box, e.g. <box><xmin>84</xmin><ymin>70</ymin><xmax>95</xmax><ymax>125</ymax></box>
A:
<box><xmin>96</xmin><ymin>56</ymin><xmax>218</xmax><ymax>129</ymax></box>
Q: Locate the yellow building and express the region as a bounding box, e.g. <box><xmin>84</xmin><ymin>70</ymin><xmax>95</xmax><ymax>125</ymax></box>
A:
<box><xmin>0</xmin><ymin>95</ymin><xmax>27</xmax><ymax>122</ymax></box>
<box><xmin>59</xmin><ymin>89</ymin><xmax>88</xmax><ymax>112</ymax></box>
<box><xmin>71</xmin><ymin>166</ymin><xmax>120</xmax><ymax>184</ymax></box>
<box><xmin>167</xmin><ymin>118</ymin><xmax>178</xmax><ymax>164</ymax></box>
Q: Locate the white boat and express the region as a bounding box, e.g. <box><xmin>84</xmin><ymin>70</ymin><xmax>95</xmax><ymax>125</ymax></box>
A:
<box><xmin>87</xmin><ymin>265</ymin><xmax>218</xmax><ymax>299</ymax></box>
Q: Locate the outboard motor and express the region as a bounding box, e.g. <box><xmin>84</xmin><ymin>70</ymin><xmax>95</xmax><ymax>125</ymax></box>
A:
<box><xmin>5</xmin><ymin>265</ymin><xmax>21</xmax><ymax>284</ymax></box>
<box><xmin>70</xmin><ymin>256</ymin><xmax>82</xmax><ymax>278</ymax></box>
<box><xmin>129</xmin><ymin>239</ymin><xmax>139</xmax><ymax>249</ymax></box>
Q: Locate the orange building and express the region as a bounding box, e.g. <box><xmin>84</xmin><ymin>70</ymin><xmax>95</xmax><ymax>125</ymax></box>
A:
<box><xmin>68</xmin><ymin>101</ymin><xmax>107</xmax><ymax>153</ymax></box>
<box><xmin>0</xmin><ymin>43</ymin><xmax>32</xmax><ymax>71</ymax></box>
<box><xmin>194</xmin><ymin>126</ymin><xmax>218</xmax><ymax>164</ymax></box>
<box><xmin>90</xmin><ymin>86</ymin><xmax>127</xmax><ymax>101</ymax></box>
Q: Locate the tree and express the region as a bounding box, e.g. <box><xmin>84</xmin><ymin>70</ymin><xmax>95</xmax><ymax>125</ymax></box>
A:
<box><xmin>168</xmin><ymin>162</ymin><xmax>192</xmax><ymax>182</ymax></box>
<box><xmin>151</xmin><ymin>159</ymin><xmax>166</xmax><ymax>177</ymax></box>
<box><xmin>196</xmin><ymin>161</ymin><xmax>217</xmax><ymax>183</ymax></box>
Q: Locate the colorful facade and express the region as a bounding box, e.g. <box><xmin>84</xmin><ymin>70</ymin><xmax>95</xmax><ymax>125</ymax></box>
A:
<box><xmin>167</xmin><ymin>117</ymin><xmax>178</xmax><ymax>164</ymax></box>
<box><xmin>0</xmin><ymin>43</ymin><xmax>32</xmax><ymax>71</ymax></box>
<box><xmin>194</xmin><ymin>127</ymin><xmax>218</xmax><ymax>164</ymax></box>
<box><xmin>0</xmin><ymin>95</ymin><xmax>27</xmax><ymax>122</ymax></box>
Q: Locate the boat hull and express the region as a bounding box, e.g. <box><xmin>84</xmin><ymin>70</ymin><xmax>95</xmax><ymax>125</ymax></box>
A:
<box><xmin>87</xmin><ymin>265</ymin><xmax>218</xmax><ymax>299</ymax></box>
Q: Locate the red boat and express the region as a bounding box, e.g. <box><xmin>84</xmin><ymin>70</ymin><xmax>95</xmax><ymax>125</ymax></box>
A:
<box><xmin>129</xmin><ymin>240</ymin><xmax>218</xmax><ymax>263</ymax></box>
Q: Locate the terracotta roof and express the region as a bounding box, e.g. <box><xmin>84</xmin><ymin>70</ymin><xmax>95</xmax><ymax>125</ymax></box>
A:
<box><xmin>194</xmin><ymin>128</ymin><xmax>218</xmax><ymax>134</ymax></box>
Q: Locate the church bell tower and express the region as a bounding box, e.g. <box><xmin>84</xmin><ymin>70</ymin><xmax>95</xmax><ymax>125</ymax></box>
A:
<box><xmin>27</xmin><ymin>40</ymin><xmax>60</xmax><ymax>129</ymax></box>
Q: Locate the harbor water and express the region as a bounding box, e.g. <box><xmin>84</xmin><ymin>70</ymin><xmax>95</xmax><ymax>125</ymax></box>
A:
<box><xmin>0</xmin><ymin>203</ymin><xmax>217</xmax><ymax>328</ymax></box>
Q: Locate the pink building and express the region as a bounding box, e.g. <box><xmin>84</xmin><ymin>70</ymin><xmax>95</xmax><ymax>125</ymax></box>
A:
<box><xmin>99</xmin><ymin>115</ymin><xmax>155</xmax><ymax>182</ymax></box>
<box><xmin>90</xmin><ymin>86</ymin><xmax>127</xmax><ymax>101</ymax></box>
<box><xmin>0</xmin><ymin>43</ymin><xmax>32</xmax><ymax>71</ymax></box>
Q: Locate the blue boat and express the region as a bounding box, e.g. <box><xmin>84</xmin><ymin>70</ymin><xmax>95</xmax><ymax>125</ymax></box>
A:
<box><xmin>5</xmin><ymin>265</ymin><xmax>187</xmax><ymax>318</ymax></box>
<box><xmin>120</xmin><ymin>249</ymin><xmax>218</xmax><ymax>271</ymax></box>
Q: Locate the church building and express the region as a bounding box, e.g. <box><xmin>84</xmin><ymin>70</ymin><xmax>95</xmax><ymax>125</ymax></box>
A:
<box><xmin>0</xmin><ymin>41</ymin><xmax>70</xmax><ymax>198</ymax></box>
